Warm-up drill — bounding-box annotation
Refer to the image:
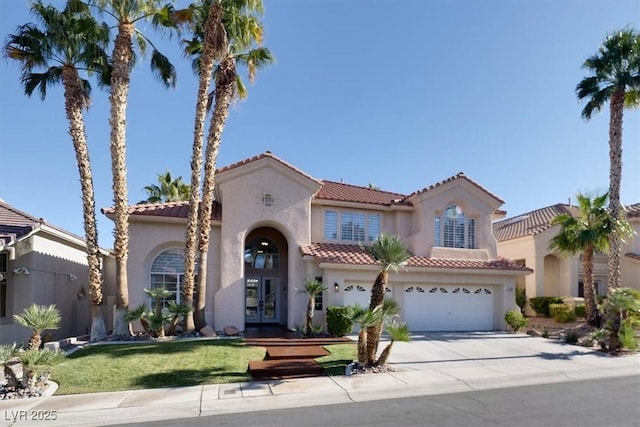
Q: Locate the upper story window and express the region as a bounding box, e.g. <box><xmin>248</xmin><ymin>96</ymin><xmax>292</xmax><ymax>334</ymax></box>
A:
<box><xmin>150</xmin><ymin>248</ymin><xmax>198</xmax><ymax>309</ymax></box>
<box><xmin>434</xmin><ymin>205</ymin><xmax>476</xmax><ymax>249</ymax></box>
<box><xmin>325</xmin><ymin>210</ymin><xmax>381</xmax><ymax>243</ymax></box>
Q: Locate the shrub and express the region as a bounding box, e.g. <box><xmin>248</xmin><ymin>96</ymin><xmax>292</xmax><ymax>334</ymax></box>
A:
<box><xmin>515</xmin><ymin>288</ymin><xmax>527</xmax><ymax>314</ymax></box>
<box><xmin>564</xmin><ymin>330</ymin><xmax>579</xmax><ymax>344</ymax></box>
<box><xmin>505</xmin><ymin>310</ymin><xmax>528</xmax><ymax>332</ymax></box>
<box><xmin>529</xmin><ymin>297</ymin><xmax>564</xmax><ymax>317</ymax></box>
<box><xmin>550</xmin><ymin>303</ymin><xmax>576</xmax><ymax>323</ymax></box>
<box><xmin>326</xmin><ymin>306</ymin><xmax>354</xmax><ymax>337</ymax></box>
<box><xmin>574</xmin><ymin>305</ymin><xmax>586</xmax><ymax>319</ymax></box>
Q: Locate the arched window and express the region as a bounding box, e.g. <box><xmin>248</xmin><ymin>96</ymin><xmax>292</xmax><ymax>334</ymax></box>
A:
<box><xmin>244</xmin><ymin>237</ymin><xmax>279</xmax><ymax>269</ymax></box>
<box><xmin>434</xmin><ymin>205</ymin><xmax>476</xmax><ymax>249</ymax></box>
<box><xmin>150</xmin><ymin>249</ymin><xmax>197</xmax><ymax>308</ymax></box>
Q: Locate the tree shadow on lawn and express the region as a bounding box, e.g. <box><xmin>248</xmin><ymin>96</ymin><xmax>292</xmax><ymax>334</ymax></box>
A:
<box><xmin>132</xmin><ymin>368</ymin><xmax>251</xmax><ymax>389</ymax></box>
<box><xmin>66</xmin><ymin>339</ymin><xmax>248</xmax><ymax>359</ymax></box>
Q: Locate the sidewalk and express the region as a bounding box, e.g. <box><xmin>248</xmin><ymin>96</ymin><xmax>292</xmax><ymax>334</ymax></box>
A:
<box><xmin>1</xmin><ymin>333</ymin><xmax>638</xmax><ymax>426</ymax></box>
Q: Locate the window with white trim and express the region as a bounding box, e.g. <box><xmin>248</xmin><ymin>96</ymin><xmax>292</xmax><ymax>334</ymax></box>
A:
<box><xmin>324</xmin><ymin>210</ymin><xmax>381</xmax><ymax>242</ymax></box>
<box><xmin>150</xmin><ymin>249</ymin><xmax>198</xmax><ymax>309</ymax></box>
<box><xmin>434</xmin><ymin>205</ymin><xmax>476</xmax><ymax>249</ymax></box>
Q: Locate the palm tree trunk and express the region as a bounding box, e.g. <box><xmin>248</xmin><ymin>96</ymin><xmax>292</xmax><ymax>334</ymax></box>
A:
<box><xmin>376</xmin><ymin>342</ymin><xmax>393</xmax><ymax>366</ymax></box>
<box><xmin>27</xmin><ymin>333</ymin><xmax>41</xmax><ymax>351</ymax></box>
<box><xmin>357</xmin><ymin>329</ymin><xmax>368</xmax><ymax>364</ymax></box>
<box><xmin>61</xmin><ymin>65</ymin><xmax>106</xmax><ymax>342</ymax></box>
<box><xmin>366</xmin><ymin>271</ymin><xmax>387</xmax><ymax>364</ymax></box>
<box><xmin>306</xmin><ymin>297</ymin><xmax>314</xmax><ymax>336</ymax></box>
<box><xmin>109</xmin><ymin>22</ymin><xmax>135</xmax><ymax>338</ymax></box>
<box><xmin>607</xmin><ymin>89</ymin><xmax>624</xmax><ymax>293</ymax></box>
<box><xmin>184</xmin><ymin>3</ymin><xmax>225</xmax><ymax>334</ymax></box>
<box><xmin>194</xmin><ymin>54</ymin><xmax>237</xmax><ymax>331</ymax></box>
<box><xmin>582</xmin><ymin>246</ymin><xmax>601</xmax><ymax>327</ymax></box>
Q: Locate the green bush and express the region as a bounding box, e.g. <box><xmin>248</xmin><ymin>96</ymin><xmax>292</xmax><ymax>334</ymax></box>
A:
<box><xmin>574</xmin><ymin>305</ymin><xmax>586</xmax><ymax>319</ymax></box>
<box><xmin>515</xmin><ymin>288</ymin><xmax>527</xmax><ymax>314</ymax></box>
<box><xmin>550</xmin><ymin>303</ymin><xmax>576</xmax><ymax>323</ymax></box>
<box><xmin>326</xmin><ymin>306</ymin><xmax>354</xmax><ymax>337</ymax></box>
<box><xmin>505</xmin><ymin>310</ymin><xmax>528</xmax><ymax>332</ymax></box>
<box><xmin>529</xmin><ymin>297</ymin><xmax>564</xmax><ymax>317</ymax></box>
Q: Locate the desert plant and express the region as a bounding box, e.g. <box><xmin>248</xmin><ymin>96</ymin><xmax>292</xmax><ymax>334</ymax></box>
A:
<box><xmin>599</xmin><ymin>287</ymin><xmax>640</xmax><ymax>351</ymax></box>
<box><xmin>13</xmin><ymin>304</ymin><xmax>61</xmax><ymax>350</ymax></box>
<box><xmin>297</xmin><ymin>277</ymin><xmax>327</xmax><ymax>337</ymax></box>
<box><xmin>505</xmin><ymin>310</ymin><xmax>528</xmax><ymax>332</ymax></box>
<box><xmin>529</xmin><ymin>297</ymin><xmax>564</xmax><ymax>317</ymax></box>
<box><xmin>0</xmin><ymin>343</ymin><xmax>20</xmax><ymax>389</ymax></box>
<box><xmin>589</xmin><ymin>328</ymin><xmax>609</xmax><ymax>350</ymax></box>
<box><xmin>550</xmin><ymin>303</ymin><xmax>577</xmax><ymax>323</ymax></box>
<box><xmin>125</xmin><ymin>305</ymin><xmax>153</xmax><ymax>335</ymax></box>
<box><xmin>541</xmin><ymin>327</ymin><xmax>550</xmax><ymax>338</ymax></box>
<box><xmin>166</xmin><ymin>302</ymin><xmax>193</xmax><ymax>336</ymax></box>
<box><xmin>350</xmin><ymin>304</ymin><xmax>383</xmax><ymax>364</ymax></box>
<box><xmin>19</xmin><ymin>348</ymin><xmax>65</xmax><ymax>391</ymax></box>
<box><xmin>575</xmin><ymin>305</ymin><xmax>586</xmax><ymax>319</ymax></box>
<box><xmin>144</xmin><ymin>287</ymin><xmax>171</xmax><ymax>338</ymax></box>
<box><xmin>564</xmin><ymin>330</ymin><xmax>580</xmax><ymax>344</ymax></box>
<box><xmin>515</xmin><ymin>288</ymin><xmax>527</xmax><ymax>314</ymax></box>
<box><xmin>376</xmin><ymin>321</ymin><xmax>411</xmax><ymax>366</ymax></box>
<box><xmin>326</xmin><ymin>306</ymin><xmax>354</xmax><ymax>337</ymax></box>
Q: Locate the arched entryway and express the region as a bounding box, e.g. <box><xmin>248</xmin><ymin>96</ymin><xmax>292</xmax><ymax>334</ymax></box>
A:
<box><xmin>244</xmin><ymin>227</ymin><xmax>288</xmax><ymax>326</ymax></box>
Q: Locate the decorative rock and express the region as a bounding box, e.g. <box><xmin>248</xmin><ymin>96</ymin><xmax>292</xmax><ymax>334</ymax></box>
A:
<box><xmin>526</xmin><ymin>330</ymin><xmax>542</xmax><ymax>337</ymax></box>
<box><xmin>223</xmin><ymin>326</ymin><xmax>240</xmax><ymax>336</ymax></box>
<box><xmin>199</xmin><ymin>326</ymin><xmax>217</xmax><ymax>338</ymax></box>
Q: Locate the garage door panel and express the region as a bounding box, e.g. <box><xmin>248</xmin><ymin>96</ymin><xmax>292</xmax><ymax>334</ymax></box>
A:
<box><xmin>404</xmin><ymin>285</ymin><xmax>494</xmax><ymax>331</ymax></box>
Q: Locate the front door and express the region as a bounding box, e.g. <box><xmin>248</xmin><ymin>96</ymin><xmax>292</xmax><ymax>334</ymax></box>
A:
<box><xmin>245</xmin><ymin>276</ymin><xmax>279</xmax><ymax>323</ymax></box>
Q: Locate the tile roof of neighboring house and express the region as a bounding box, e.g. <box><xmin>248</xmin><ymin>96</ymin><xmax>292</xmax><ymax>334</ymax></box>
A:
<box><xmin>492</xmin><ymin>204</ymin><xmax>576</xmax><ymax>242</ymax></box>
<box><xmin>315</xmin><ymin>181</ymin><xmax>411</xmax><ymax>206</ymax></box>
<box><xmin>493</xmin><ymin>202</ymin><xmax>640</xmax><ymax>242</ymax></box>
<box><xmin>408</xmin><ymin>172</ymin><xmax>505</xmax><ymax>204</ymax></box>
<box><xmin>625</xmin><ymin>253</ymin><xmax>640</xmax><ymax>262</ymax></box>
<box><xmin>299</xmin><ymin>242</ymin><xmax>531</xmax><ymax>272</ymax></box>
<box><xmin>101</xmin><ymin>201</ymin><xmax>222</xmax><ymax>220</ymax></box>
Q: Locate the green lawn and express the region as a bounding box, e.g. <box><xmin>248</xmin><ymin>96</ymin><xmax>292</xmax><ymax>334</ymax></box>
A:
<box><xmin>51</xmin><ymin>339</ymin><xmax>357</xmax><ymax>395</ymax></box>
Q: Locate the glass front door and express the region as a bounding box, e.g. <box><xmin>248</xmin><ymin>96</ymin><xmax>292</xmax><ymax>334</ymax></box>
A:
<box><xmin>245</xmin><ymin>276</ymin><xmax>279</xmax><ymax>323</ymax></box>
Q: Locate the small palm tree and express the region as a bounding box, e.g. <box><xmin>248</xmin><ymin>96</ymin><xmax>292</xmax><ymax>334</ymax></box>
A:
<box><xmin>576</xmin><ymin>29</ymin><xmax>640</xmax><ymax>292</ymax></box>
<box><xmin>166</xmin><ymin>301</ymin><xmax>192</xmax><ymax>336</ymax></box>
<box><xmin>362</xmin><ymin>234</ymin><xmax>410</xmax><ymax>365</ymax></box>
<box><xmin>19</xmin><ymin>348</ymin><xmax>65</xmax><ymax>390</ymax></box>
<box><xmin>549</xmin><ymin>193</ymin><xmax>613</xmax><ymax>326</ymax></box>
<box><xmin>376</xmin><ymin>321</ymin><xmax>411</xmax><ymax>366</ymax></box>
<box><xmin>350</xmin><ymin>304</ymin><xmax>383</xmax><ymax>365</ymax></box>
<box><xmin>125</xmin><ymin>304</ymin><xmax>152</xmax><ymax>335</ymax></box>
<box><xmin>600</xmin><ymin>288</ymin><xmax>640</xmax><ymax>351</ymax></box>
<box><xmin>144</xmin><ymin>287</ymin><xmax>171</xmax><ymax>337</ymax></box>
<box><xmin>139</xmin><ymin>170</ymin><xmax>190</xmax><ymax>204</ymax></box>
<box><xmin>13</xmin><ymin>304</ymin><xmax>61</xmax><ymax>350</ymax></box>
<box><xmin>0</xmin><ymin>343</ymin><xmax>20</xmax><ymax>389</ymax></box>
<box><xmin>297</xmin><ymin>277</ymin><xmax>328</xmax><ymax>336</ymax></box>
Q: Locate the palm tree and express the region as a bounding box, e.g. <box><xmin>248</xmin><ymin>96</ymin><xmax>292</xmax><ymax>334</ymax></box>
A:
<box><xmin>181</xmin><ymin>0</ymin><xmax>273</xmax><ymax>332</ymax></box>
<box><xmin>13</xmin><ymin>304</ymin><xmax>61</xmax><ymax>350</ymax></box>
<box><xmin>4</xmin><ymin>0</ymin><xmax>110</xmax><ymax>343</ymax></box>
<box><xmin>376</xmin><ymin>321</ymin><xmax>411</xmax><ymax>366</ymax></box>
<box><xmin>19</xmin><ymin>348</ymin><xmax>65</xmax><ymax>390</ymax></box>
<box><xmin>297</xmin><ymin>277</ymin><xmax>328</xmax><ymax>336</ymax></box>
<box><xmin>144</xmin><ymin>287</ymin><xmax>170</xmax><ymax>337</ymax></box>
<box><xmin>350</xmin><ymin>304</ymin><xmax>383</xmax><ymax>365</ymax></box>
<box><xmin>576</xmin><ymin>28</ymin><xmax>640</xmax><ymax>293</ymax></box>
<box><xmin>0</xmin><ymin>343</ymin><xmax>20</xmax><ymax>389</ymax></box>
<box><xmin>362</xmin><ymin>233</ymin><xmax>410</xmax><ymax>365</ymax></box>
<box><xmin>139</xmin><ymin>170</ymin><xmax>190</xmax><ymax>203</ymax></box>
<box><xmin>600</xmin><ymin>287</ymin><xmax>640</xmax><ymax>351</ymax></box>
<box><xmin>90</xmin><ymin>0</ymin><xmax>178</xmax><ymax>337</ymax></box>
<box><xmin>549</xmin><ymin>193</ymin><xmax>613</xmax><ymax>326</ymax></box>
<box><xmin>166</xmin><ymin>301</ymin><xmax>192</xmax><ymax>335</ymax></box>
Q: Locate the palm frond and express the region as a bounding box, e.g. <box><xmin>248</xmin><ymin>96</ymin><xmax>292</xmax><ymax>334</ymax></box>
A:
<box><xmin>13</xmin><ymin>304</ymin><xmax>61</xmax><ymax>332</ymax></box>
<box><xmin>150</xmin><ymin>48</ymin><xmax>177</xmax><ymax>87</ymax></box>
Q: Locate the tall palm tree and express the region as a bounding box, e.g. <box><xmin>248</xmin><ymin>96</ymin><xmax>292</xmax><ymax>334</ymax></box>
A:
<box><xmin>4</xmin><ymin>0</ymin><xmax>110</xmax><ymax>342</ymax></box>
<box><xmin>181</xmin><ymin>0</ymin><xmax>273</xmax><ymax>332</ymax></box>
<box><xmin>362</xmin><ymin>233</ymin><xmax>410</xmax><ymax>365</ymax></box>
<box><xmin>549</xmin><ymin>193</ymin><xmax>613</xmax><ymax>326</ymax></box>
<box><xmin>13</xmin><ymin>304</ymin><xmax>62</xmax><ymax>350</ymax></box>
<box><xmin>576</xmin><ymin>28</ymin><xmax>640</xmax><ymax>293</ymax></box>
<box><xmin>139</xmin><ymin>170</ymin><xmax>190</xmax><ymax>203</ymax></box>
<box><xmin>90</xmin><ymin>0</ymin><xmax>178</xmax><ymax>337</ymax></box>
<box><xmin>297</xmin><ymin>277</ymin><xmax>328</xmax><ymax>336</ymax></box>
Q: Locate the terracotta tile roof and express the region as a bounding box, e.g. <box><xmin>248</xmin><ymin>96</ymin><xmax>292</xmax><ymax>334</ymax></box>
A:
<box><xmin>492</xmin><ymin>204</ymin><xmax>576</xmax><ymax>242</ymax></box>
<box><xmin>217</xmin><ymin>151</ymin><xmax>322</xmax><ymax>185</ymax></box>
<box><xmin>299</xmin><ymin>242</ymin><xmax>531</xmax><ymax>272</ymax></box>
<box><xmin>408</xmin><ymin>172</ymin><xmax>505</xmax><ymax>204</ymax></box>
<box><xmin>626</xmin><ymin>203</ymin><xmax>640</xmax><ymax>218</ymax></box>
<box><xmin>0</xmin><ymin>199</ymin><xmax>85</xmax><ymax>243</ymax></box>
<box><xmin>625</xmin><ymin>253</ymin><xmax>640</xmax><ymax>262</ymax></box>
<box><xmin>101</xmin><ymin>201</ymin><xmax>222</xmax><ymax>220</ymax></box>
<box><xmin>315</xmin><ymin>181</ymin><xmax>411</xmax><ymax>206</ymax></box>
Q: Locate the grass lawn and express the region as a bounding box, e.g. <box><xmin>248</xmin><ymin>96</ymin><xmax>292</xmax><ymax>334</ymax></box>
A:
<box><xmin>51</xmin><ymin>339</ymin><xmax>357</xmax><ymax>395</ymax></box>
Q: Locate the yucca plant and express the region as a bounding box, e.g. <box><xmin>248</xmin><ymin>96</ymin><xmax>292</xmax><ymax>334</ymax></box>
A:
<box><xmin>19</xmin><ymin>348</ymin><xmax>65</xmax><ymax>390</ymax></box>
<box><xmin>13</xmin><ymin>304</ymin><xmax>61</xmax><ymax>350</ymax></box>
<box><xmin>376</xmin><ymin>321</ymin><xmax>411</xmax><ymax>366</ymax></box>
<box><xmin>0</xmin><ymin>343</ymin><xmax>20</xmax><ymax>388</ymax></box>
<box><xmin>350</xmin><ymin>304</ymin><xmax>383</xmax><ymax>365</ymax></box>
<box><xmin>297</xmin><ymin>277</ymin><xmax>328</xmax><ymax>336</ymax></box>
<box><xmin>166</xmin><ymin>301</ymin><xmax>193</xmax><ymax>336</ymax></box>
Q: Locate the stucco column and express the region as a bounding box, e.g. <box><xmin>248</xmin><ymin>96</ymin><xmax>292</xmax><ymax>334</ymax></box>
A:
<box><xmin>214</xmin><ymin>232</ymin><xmax>245</xmax><ymax>331</ymax></box>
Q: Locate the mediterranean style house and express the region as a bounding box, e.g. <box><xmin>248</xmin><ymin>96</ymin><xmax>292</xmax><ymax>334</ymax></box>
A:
<box><xmin>493</xmin><ymin>202</ymin><xmax>640</xmax><ymax>311</ymax></box>
<box><xmin>104</xmin><ymin>152</ymin><xmax>531</xmax><ymax>333</ymax></box>
<box><xmin>0</xmin><ymin>200</ymin><xmax>115</xmax><ymax>345</ymax></box>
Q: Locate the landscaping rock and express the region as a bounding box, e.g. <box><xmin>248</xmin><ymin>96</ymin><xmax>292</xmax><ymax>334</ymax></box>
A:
<box><xmin>526</xmin><ymin>330</ymin><xmax>542</xmax><ymax>337</ymax></box>
<box><xmin>199</xmin><ymin>325</ymin><xmax>217</xmax><ymax>337</ymax></box>
<box><xmin>223</xmin><ymin>326</ymin><xmax>239</xmax><ymax>336</ymax></box>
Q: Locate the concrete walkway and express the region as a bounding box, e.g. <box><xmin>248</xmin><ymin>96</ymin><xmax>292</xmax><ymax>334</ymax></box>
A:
<box><xmin>1</xmin><ymin>332</ymin><xmax>638</xmax><ymax>426</ymax></box>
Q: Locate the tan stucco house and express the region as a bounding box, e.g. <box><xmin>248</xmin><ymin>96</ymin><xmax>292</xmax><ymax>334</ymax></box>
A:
<box><xmin>493</xmin><ymin>202</ymin><xmax>640</xmax><ymax>308</ymax></box>
<box><xmin>0</xmin><ymin>200</ymin><xmax>115</xmax><ymax>345</ymax></box>
<box><xmin>105</xmin><ymin>152</ymin><xmax>531</xmax><ymax>333</ymax></box>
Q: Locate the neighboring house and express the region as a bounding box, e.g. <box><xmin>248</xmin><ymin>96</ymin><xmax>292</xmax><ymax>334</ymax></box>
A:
<box><xmin>103</xmin><ymin>152</ymin><xmax>531</xmax><ymax>333</ymax></box>
<box><xmin>493</xmin><ymin>202</ymin><xmax>640</xmax><ymax>308</ymax></box>
<box><xmin>0</xmin><ymin>200</ymin><xmax>115</xmax><ymax>345</ymax></box>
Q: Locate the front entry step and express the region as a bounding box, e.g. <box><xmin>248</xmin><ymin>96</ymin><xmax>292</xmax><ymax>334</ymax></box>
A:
<box><xmin>249</xmin><ymin>359</ymin><xmax>324</xmax><ymax>379</ymax></box>
<box><xmin>266</xmin><ymin>345</ymin><xmax>329</xmax><ymax>359</ymax></box>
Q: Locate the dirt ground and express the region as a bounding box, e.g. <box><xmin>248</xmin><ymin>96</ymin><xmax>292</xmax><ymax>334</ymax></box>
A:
<box><xmin>524</xmin><ymin>316</ymin><xmax>593</xmax><ymax>341</ymax></box>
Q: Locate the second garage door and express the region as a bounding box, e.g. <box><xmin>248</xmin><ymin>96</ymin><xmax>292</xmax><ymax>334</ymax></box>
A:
<box><xmin>404</xmin><ymin>285</ymin><xmax>495</xmax><ymax>331</ymax></box>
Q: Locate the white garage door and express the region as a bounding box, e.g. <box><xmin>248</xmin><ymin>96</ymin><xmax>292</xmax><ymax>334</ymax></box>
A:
<box><xmin>343</xmin><ymin>284</ymin><xmax>392</xmax><ymax>308</ymax></box>
<box><xmin>404</xmin><ymin>285</ymin><xmax>495</xmax><ymax>331</ymax></box>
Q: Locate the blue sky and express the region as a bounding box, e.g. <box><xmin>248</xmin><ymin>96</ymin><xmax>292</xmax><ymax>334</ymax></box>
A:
<box><xmin>1</xmin><ymin>0</ymin><xmax>639</xmax><ymax>248</ymax></box>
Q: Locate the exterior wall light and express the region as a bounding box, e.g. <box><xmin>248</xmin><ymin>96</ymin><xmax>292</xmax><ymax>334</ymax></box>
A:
<box><xmin>334</xmin><ymin>282</ymin><xmax>339</xmax><ymax>292</ymax></box>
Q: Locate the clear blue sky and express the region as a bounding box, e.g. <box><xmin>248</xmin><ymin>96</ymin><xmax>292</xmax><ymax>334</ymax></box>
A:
<box><xmin>1</xmin><ymin>0</ymin><xmax>639</xmax><ymax>248</ymax></box>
